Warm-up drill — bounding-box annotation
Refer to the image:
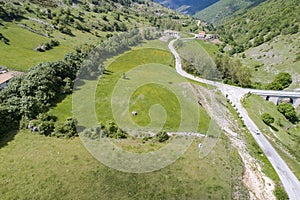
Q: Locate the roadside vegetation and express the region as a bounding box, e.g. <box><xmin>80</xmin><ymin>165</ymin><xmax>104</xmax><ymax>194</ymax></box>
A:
<box><xmin>242</xmin><ymin>94</ymin><xmax>300</xmax><ymax>179</ymax></box>
<box><xmin>176</xmin><ymin>39</ymin><xmax>294</xmax><ymax>91</ymax></box>
<box><xmin>226</xmin><ymin>100</ymin><xmax>288</xmax><ymax>199</ymax></box>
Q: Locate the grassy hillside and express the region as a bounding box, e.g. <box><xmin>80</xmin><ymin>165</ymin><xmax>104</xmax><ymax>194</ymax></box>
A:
<box><xmin>205</xmin><ymin>0</ymin><xmax>300</xmax><ymax>88</ymax></box>
<box><xmin>0</xmin><ymin>129</ymin><xmax>248</xmax><ymax>199</ymax></box>
<box><xmin>0</xmin><ymin>0</ymin><xmax>188</xmax><ymax>70</ymax></box>
<box><xmin>241</xmin><ymin>33</ymin><xmax>300</xmax><ymax>89</ymax></box>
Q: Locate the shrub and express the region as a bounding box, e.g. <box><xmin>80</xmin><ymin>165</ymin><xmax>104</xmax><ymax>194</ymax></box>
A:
<box><xmin>155</xmin><ymin>130</ymin><xmax>169</xmax><ymax>143</ymax></box>
<box><xmin>274</xmin><ymin>184</ymin><xmax>288</xmax><ymax>200</ymax></box>
<box><xmin>277</xmin><ymin>103</ymin><xmax>298</xmax><ymax>123</ymax></box>
<box><xmin>54</xmin><ymin>117</ymin><xmax>78</xmax><ymax>138</ymax></box>
<box><xmin>261</xmin><ymin>113</ymin><xmax>275</xmax><ymax>125</ymax></box>
<box><xmin>36</xmin><ymin>113</ymin><xmax>57</xmax><ymax>136</ymax></box>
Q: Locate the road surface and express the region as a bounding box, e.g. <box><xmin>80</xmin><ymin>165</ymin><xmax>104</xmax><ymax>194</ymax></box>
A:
<box><xmin>169</xmin><ymin>36</ymin><xmax>300</xmax><ymax>200</ymax></box>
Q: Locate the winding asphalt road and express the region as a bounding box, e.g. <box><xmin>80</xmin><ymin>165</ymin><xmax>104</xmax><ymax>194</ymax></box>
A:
<box><xmin>169</xmin><ymin>36</ymin><xmax>300</xmax><ymax>200</ymax></box>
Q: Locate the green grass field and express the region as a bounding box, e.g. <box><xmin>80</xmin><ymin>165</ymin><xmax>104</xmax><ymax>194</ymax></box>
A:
<box><xmin>129</xmin><ymin>83</ymin><xmax>181</xmax><ymax>130</ymax></box>
<box><xmin>95</xmin><ymin>48</ymin><xmax>174</xmax><ymax>122</ymax></box>
<box><xmin>0</xmin><ymin>129</ymin><xmax>247</xmax><ymax>199</ymax></box>
<box><xmin>95</xmin><ymin>48</ymin><xmax>211</xmax><ymax>133</ymax></box>
<box><xmin>0</xmin><ymin>38</ymin><xmax>249</xmax><ymax>199</ymax></box>
<box><xmin>0</xmin><ymin>20</ymin><xmax>106</xmax><ymax>71</ymax></box>
<box><xmin>243</xmin><ymin>94</ymin><xmax>300</xmax><ymax>179</ymax></box>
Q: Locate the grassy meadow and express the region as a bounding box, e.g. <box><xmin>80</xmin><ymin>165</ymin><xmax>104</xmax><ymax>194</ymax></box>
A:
<box><xmin>0</xmin><ymin>34</ymin><xmax>248</xmax><ymax>199</ymax></box>
<box><xmin>0</xmin><ymin>128</ymin><xmax>248</xmax><ymax>199</ymax></box>
<box><xmin>0</xmin><ymin>22</ymin><xmax>71</xmax><ymax>71</ymax></box>
<box><xmin>95</xmin><ymin>47</ymin><xmax>211</xmax><ymax>133</ymax></box>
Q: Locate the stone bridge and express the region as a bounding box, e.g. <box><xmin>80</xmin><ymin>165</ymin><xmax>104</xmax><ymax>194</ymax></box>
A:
<box><xmin>250</xmin><ymin>90</ymin><xmax>300</xmax><ymax>108</ymax></box>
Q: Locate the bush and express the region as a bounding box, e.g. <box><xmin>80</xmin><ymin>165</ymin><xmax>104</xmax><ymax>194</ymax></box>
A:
<box><xmin>155</xmin><ymin>130</ymin><xmax>169</xmax><ymax>143</ymax></box>
<box><xmin>97</xmin><ymin>121</ymin><xmax>128</xmax><ymax>139</ymax></box>
<box><xmin>277</xmin><ymin>103</ymin><xmax>298</xmax><ymax>123</ymax></box>
<box><xmin>274</xmin><ymin>184</ymin><xmax>289</xmax><ymax>200</ymax></box>
<box><xmin>36</xmin><ymin>113</ymin><xmax>57</xmax><ymax>136</ymax></box>
<box><xmin>261</xmin><ymin>113</ymin><xmax>275</xmax><ymax>125</ymax></box>
<box><xmin>54</xmin><ymin>117</ymin><xmax>78</xmax><ymax>138</ymax></box>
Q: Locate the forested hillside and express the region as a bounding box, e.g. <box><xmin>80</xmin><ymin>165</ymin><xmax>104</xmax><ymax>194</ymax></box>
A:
<box><xmin>217</xmin><ymin>0</ymin><xmax>300</xmax><ymax>53</ymax></box>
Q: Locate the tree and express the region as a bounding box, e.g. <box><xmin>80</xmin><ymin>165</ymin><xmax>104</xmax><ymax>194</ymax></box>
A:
<box><xmin>156</xmin><ymin>130</ymin><xmax>169</xmax><ymax>143</ymax></box>
<box><xmin>261</xmin><ymin>113</ymin><xmax>275</xmax><ymax>125</ymax></box>
<box><xmin>237</xmin><ymin>66</ymin><xmax>252</xmax><ymax>87</ymax></box>
<box><xmin>277</xmin><ymin>103</ymin><xmax>298</xmax><ymax>123</ymax></box>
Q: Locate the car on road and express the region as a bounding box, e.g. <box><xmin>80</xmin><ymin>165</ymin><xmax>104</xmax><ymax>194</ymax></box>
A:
<box><xmin>255</xmin><ymin>129</ymin><xmax>260</xmax><ymax>135</ymax></box>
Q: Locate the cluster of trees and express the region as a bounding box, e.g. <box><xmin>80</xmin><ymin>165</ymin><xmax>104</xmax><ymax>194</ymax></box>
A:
<box><xmin>83</xmin><ymin>121</ymin><xmax>128</xmax><ymax>140</ymax></box>
<box><xmin>25</xmin><ymin>113</ymin><xmax>78</xmax><ymax>138</ymax></box>
<box><xmin>212</xmin><ymin>55</ymin><xmax>292</xmax><ymax>90</ymax></box>
<box><xmin>266</xmin><ymin>72</ymin><xmax>292</xmax><ymax>90</ymax></box>
<box><xmin>277</xmin><ymin>103</ymin><xmax>298</xmax><ymax>124</ymax></box>
<box><xmin>215</xmin><ymin>55</ymin><xmax>252</xmax><ymax>87</ymax></box>
<box><xmin>261</xmin><ymin>103</ymin><xmax>298</xmax><ymax>127</ymax></box>
<box><xmin>0</xmin><ymin>44</ymin><xmax>93</xmax><ymax>135</ymax></box>
<box><xmin>79</xmin><ymin>28</ymin><xmax>159</xmax><ymax>79</ymax></box>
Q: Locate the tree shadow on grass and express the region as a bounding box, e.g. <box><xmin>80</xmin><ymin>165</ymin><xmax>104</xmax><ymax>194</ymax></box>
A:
<box><xmin>0</xmin><ymin>130</ymin><xmax>18</xmax><ymax>149</ymax></box>
<box><xmin>269</xmin><ymin>124</ymin><xmax>279</xmax><ymax>132</ymax></box>
<box><xmin>103</xmin><ymin>69</ymin><xmax>113</xmax><ymax>75</ymax></box>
